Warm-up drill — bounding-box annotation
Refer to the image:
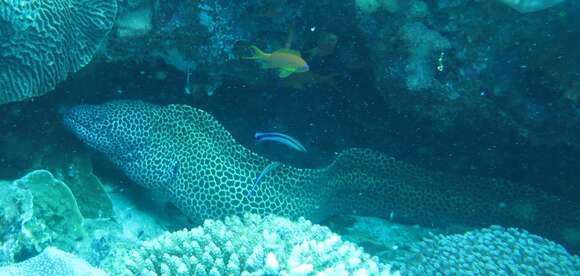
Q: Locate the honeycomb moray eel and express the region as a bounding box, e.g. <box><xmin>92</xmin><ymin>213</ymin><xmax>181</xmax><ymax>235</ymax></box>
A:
<box><xmin>63</xmin><ymin>100</ymin><xmax>580</xmax><ymax>249</ymax></box>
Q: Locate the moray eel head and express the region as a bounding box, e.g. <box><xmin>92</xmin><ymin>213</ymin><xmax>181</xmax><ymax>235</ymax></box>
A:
<box><xmin>63</xmin><ymin>101</ymin><xmax>158</xmax><ymax>159</ymax></box>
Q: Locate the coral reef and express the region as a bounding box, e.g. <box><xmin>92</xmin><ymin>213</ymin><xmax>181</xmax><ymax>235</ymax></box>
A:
<box><xmin>1</xmin><ymin>0</ymin><xmax>579</xmax><ymax>273</ymax></box>
<box><xmin>106</xmin><ymin>213</ymin><xmax>396</xmax><ymax>275</ymax></box>
<box><xmin>0</xmin><ymin>170</ymin><xmax>84</xmax><ymax>264</ymax></box>
<box><xmin>333</xmin><ymin>215</ymin><xmax>449</xmax><ymax>260</ymax></box>
<box><xmin>400</xmin><ymin>22</ymin><xmax>451</xmax><ymax>93</ymax></box>
<box><xmin>355</xmin><ymin>0</ymin><xmax>399</xmax><ymax>14</ymax></box>
<box><xmin>0</xmin><ymin>168</ymin><xmax>181</xmax><ymax>269</ymax></box>
<box><xmin>0</xmin><ymin>0</ymin><xmax>117</xmax><ymax>104</ymax></box>
<box><xmin>0</xmin><ymin>247</ymin><xmax>105</xmax><ymax>276</ymax></box>
<box><xmin>116</xmin><ymin>4</ymin><xmax>153</xmax><ymax>39</ymax></box>
<box><xmin>355</xmin><ymin>0</ymin><xmax>580</xmax><ymax>158</ymax></box>
<box><xmin>394</xmin><ymin>225</ymin><xmax>580</xmax><ymax>274</ymax></box>
<box><xmin>99</xmin><ymin>0</ymin><xmax>307</xmax><ymax>97</ymax></box>
<box><xmin>0</xmin><ymin>179</ymin><xmax>33</xmax><ymax>265</ymax></box>
<box><xmin>3</xmin><ymin>211</ymin><xmax>579</xmax><ymax>275</ymax></box>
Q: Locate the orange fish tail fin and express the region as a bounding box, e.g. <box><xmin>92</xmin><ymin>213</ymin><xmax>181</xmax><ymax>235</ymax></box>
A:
<box><xmin>242</xmin><ymin>45</ymin><xmax>269</xmax><ymax>60</ymax></box>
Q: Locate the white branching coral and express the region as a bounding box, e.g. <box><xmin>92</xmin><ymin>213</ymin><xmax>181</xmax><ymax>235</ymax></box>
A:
<box><xmin>109</xmin><ymin>213</ymin><xmax>398</xmax><ymax>275</ymax></box>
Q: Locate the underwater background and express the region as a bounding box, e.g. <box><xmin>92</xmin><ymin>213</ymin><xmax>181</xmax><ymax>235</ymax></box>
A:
<box><xmin>1</xmin><ymin>0</ymin><xmax>580</xmax><ymax>275</ymax></box>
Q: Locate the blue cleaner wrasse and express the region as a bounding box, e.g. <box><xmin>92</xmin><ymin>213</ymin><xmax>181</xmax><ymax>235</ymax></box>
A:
<box><xmin>255</xmin><ymin>132</ymin><xmax>307</xmax><ymax>152</ymax></box>
<box><xmin>246</xmin><ymin>161</ymin><xmax>281</xmax><ymax>198</ymax></box>
<box><xmin>242</xmin><ymin>45</ymin><xmax>309</xmax><ymax>78</ymax></box>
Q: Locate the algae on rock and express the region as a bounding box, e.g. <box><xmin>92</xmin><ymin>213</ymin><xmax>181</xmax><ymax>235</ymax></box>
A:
<box><xmin>35</xmin><ymin>151</ymin><xmax>114</xmax><ymax>219</ymax></box>
<box><xmin>0</xmin><ymin>170</ymin><xmax>85</xmax><ymax>264</ymax></box>
<box><xmin>0</xmin><ymin>182</ymin><xmax>33</xmax><ymax>265</ymax></box>
<box><xmin>15</xmin><ymin>170</ymin><xmax>85</xmax><ymax>253</ymax></box>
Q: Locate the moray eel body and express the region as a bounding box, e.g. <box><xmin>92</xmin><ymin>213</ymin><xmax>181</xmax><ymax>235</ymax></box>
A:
<box><xmin>64</xmin><ymin>100</ymin><xmax>580</xmax><ymax>249</ymax></box>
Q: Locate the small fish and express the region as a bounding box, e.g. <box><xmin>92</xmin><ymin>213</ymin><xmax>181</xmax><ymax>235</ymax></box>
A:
<box><xmin>255</xmin><ymin>132</ymin><xmax>307</xmax><ymax>152</ymax></box>
<box><xmin>247</xmin><ymin>162</ymin><xmax>281</xmax><ymax>198</ymax></box>
<box><xmin>242</xmin><ymin>45</ymin><xmax>309</xmax><ymax>78</ymax></box>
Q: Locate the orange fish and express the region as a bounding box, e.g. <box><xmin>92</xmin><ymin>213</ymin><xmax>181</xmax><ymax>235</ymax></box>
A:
<box><xmin>242</xmin><ymin>45</ymin><xmax>309</xmax><ymax>78</ymax></box>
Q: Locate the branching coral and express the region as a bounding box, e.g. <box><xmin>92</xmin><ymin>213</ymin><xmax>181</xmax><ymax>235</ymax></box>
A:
<box><xmin>107</xmin><ymin>213</ymin><xmax>397</xmax><ymax>275</ymax></box>
<box><xmin>394</xmin><ymin>225</ymin><xmax>580</xmax><ymax>274</ymax></box>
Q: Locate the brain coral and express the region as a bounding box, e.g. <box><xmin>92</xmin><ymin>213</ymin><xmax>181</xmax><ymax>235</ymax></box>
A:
<box><xmin>108</xmin><ymin>213</ymin><xmax>398</xmax><ymax>275</ymax></box>
<box><xmin>395</xmin><ymin>225</ymin><xmax>580</xmax><ymax>274</ymax></box>
<box><xmin>0</xmin><ymin>0</ymin><xmax>117</xmax><ymax>104</ymax></box>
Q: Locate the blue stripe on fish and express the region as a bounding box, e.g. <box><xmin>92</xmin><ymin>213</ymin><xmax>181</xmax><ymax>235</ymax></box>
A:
<box><xmin>246</xmin><ymin>162</ymin><xmax>281</xmax><ymax>198</ymax></box>
<box><xmin>254</xmin><ymin>132</ymin><xmax>307</xmax><ymax>152</ymax></box>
